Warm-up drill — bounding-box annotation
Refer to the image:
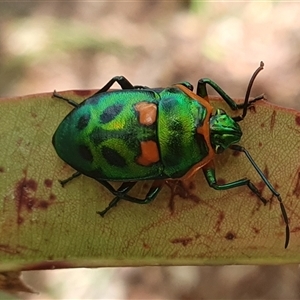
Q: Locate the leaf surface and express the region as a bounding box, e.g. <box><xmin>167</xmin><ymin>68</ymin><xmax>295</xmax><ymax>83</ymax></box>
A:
<box><xmin>0</xmin><ymin>90</ymin><xmax>299</xmax><ymax>271</ymax></box>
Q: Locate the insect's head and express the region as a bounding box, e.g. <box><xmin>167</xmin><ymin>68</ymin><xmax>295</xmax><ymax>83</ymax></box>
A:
<box><xmin>210</xmin><ymin>108</ymin><xmax>242</xmax><ymax>154</ymax></box>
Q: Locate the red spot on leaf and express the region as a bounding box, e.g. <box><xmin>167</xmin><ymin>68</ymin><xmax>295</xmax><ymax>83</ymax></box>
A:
<box><xmin>14</xmin><ymin>175</ymin><xmax>56</xmax><ymax>223</ymax></box>
<box><xmin>291</xmin><ymin>226</ymin><xmax>300</xmax><ymax>233</ymax></box>
<box><xmin>295</xmin><ymin>115</ymin><xmax>300</xmax><ymax>126</ymax></box>
<box><xmin>225</xmin><ymin>231</ymin><xmax>236</xmax><ymax>240</ymax></box>
<box><xmin>15</xmin><ymin>178</ymin><xmax>38</xmax><ymax>215</ymax></box>
<box><xmin>293</xmin><ymin>172</ymin><xmax>300</xmax><ymax>198</ymax></box>
<box><xmin>165</xmin><ymin>180</ymin><xmax>200</xmax><ymax>213</ymax></box>
<box><xmin>248</xmin><ymin>106</ymin><xmax>257</xmax><ymax>114</ymax></box>
<box><xmin>0</xmin><ymin>167</ymin><xmax>4</xmax><ymax>173</ymax></box>
<box><xmin>215</xmin><ymin>211</ymin><xmax>225</xmax><ymax>232</ymax></box>
<box><xmin>188</xmin><ymin>181</ymin><xmax>196</xmax><ymax>190</ymax></box>
<box><xmin>270</xmin><ymin>110</ymin><xmax>276</xmax><ymax>131</ymax></box>
<box><xmin>143</xmin><ymin>242</ymin><xmax>151</xmax><ymax>250</ymax></box>
<box><xmin>16</xmin><ymin>216</ymin><xmax>24</xmax><ymax>225</ymax></box>
<box><xmin>252</xmin><ymin>227</ymin><xmax>260</xmax><ymax>234</ymax></box>
<box><xmin>171</xmin><ymin>237</ymin><xmax>193</xmax><ymax>246</ymax></box>
<box><xmin>44</xmin><ymin>179</ymin><xmax>53</xmax><ymax>188</ymax></box>
<box><xmin>0</xmin><ymin>244</ymin><xmax>20</xmax><ymax>255</ymax></box>
<box><xmin>217</xmin><ymin>178</ymin><xmax>226</xmax><ymax>185</ymax></box>
<box><xmin>232</xmin><ymin>150</ymin><xmax>241</xmax><ymax>157</ymax></box>
<box><xmin>37</xmin><ymin>201</ymin><xmax>49</xmax><ymax>209</ymax></box>
<box><xmin>25</xmin><ymin>179</ymin><xmax>37</xmax><ymax>191</ymax></box>
<box><xmin>49</xmin><ymin>193</ymin><xmax>56</xmax><ymax>201</ymax></box>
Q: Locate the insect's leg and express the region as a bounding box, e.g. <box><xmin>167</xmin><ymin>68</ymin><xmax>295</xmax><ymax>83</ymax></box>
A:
<box><xmin>197</xmin><ymin>62</ymin><xmax>264</xmax><ymax>120</ymax></box>
<box><xmin>230</xmin><ymin>145</ymin><xmax>289</xmax><ymax>248</ymax></box>
<box><xmin>59</xmin><ymin>171</ymin><xmax>81</xmax><ymax>187</ymax></box>
<box><xmin>120</xmin><ymin>180</ymin><xmax>164</xmax><ymax>204</ymax></box>
<box><xmin>97</xmin><ymin>180</ymin><xmax>164</xmax><ymax>204</ymax></box>
<box><xmin>92</xmin><ymin>76</ymin><xmax>137</xmax><ymax>96</ymax></box>
<box><xmin>53</xmin><ymin>76</ymin><xmax>138</xmax><ymax>106</ymax></box>
<box><xmin>52</xmin><ymin>90</ymin><xmax>79</xmax><ymax>107</ymax></box>
<box><xmin>197</xmin><ymin>78</ymin><xmax>238</xmax><ymax>108</ymax></box>
<box><xmin>176</xmin><ymin>82</ymin><xmax>194</xmax><ymax>91</ymax></box>
<box><xmin>97</xmin><ymin>181</ymin><xmax>137</xmax><ymax>217</ymax></box>
<box><xmin>202</xmin><ymin>161</ymin><xmax>267</xmax><ymax>204</ymax></box>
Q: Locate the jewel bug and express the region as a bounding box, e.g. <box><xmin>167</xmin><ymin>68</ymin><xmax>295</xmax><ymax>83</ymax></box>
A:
<box><xmin>52</xmin><ymin>62</ymin><xmax>289</xmax><ymax>248</ymax></box>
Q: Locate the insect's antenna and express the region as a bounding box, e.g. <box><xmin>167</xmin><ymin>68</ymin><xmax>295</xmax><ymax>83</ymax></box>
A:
<box><xmin>230</xmin><ymin>144</ymin><xmax>290</xmax><ymax>248</ymax></box>
<box><xmin>239</xmin><ymin>61</ymin><xmax>264</xmax><ymax>121</ymax></box>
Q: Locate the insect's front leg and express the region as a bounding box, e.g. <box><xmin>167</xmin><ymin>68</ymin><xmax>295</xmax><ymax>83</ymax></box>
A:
<box><xmin>202</xmin><ymin>161</ymin><xmax>267</xmax><ymax>204</ymax></box>
<box><xmin>197</xmin><ymin>62</ymin><xmax>264</xmax><ymax>121</ymax></box>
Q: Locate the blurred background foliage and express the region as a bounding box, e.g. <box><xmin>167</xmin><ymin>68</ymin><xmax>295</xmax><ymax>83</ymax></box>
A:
<box><xmin>1</xmin><ymin>1</ymin><xmax>300</xmax><ymax>299</ymax></box>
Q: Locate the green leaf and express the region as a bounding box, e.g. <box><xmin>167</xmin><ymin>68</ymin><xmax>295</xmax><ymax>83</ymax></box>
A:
<box><xmin>0</xmin><ymin>90</ymin><xmax>299</xmax><ymax>273</ymax></box>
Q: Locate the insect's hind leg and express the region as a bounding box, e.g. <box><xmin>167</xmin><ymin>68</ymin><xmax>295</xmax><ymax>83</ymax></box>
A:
<box><xmin>52</xmin><ymin>76</ymin><xmax>139</xmax><ymax>107</ymax></box>
<box><xmin>97</xmin><ymin>181</ymin><xmax>137</xmax><ymax>217</ymax></box>
<box><xmin>52</xmin><ymin>90</ymin><xmax>80</xmax><ymax>107</ymax></box>
<box><xmin>59</xmin><ymin>171</ymin><xmax>82</xmax><ymax>187</ymax></box>
<box><xmin>97</xmin><ymin>180</ymin><xmax>165</xmax><ymax>216</ymax></box>
<box><xmin>92</xmin><ymin>76</ymin><xmax>143</xmax><ymax>96</ymax></box>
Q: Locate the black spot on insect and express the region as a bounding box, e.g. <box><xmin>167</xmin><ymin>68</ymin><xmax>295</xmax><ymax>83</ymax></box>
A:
<box><xmin>100</xmin><ymin>104</ymin><xmax>124</xmax><ymax>124</ymax></box>
<box><xmin>165</xmin><ymin>137</ymin><xmax>183</xmax><ymax>162</ymax></box>
<box><xmin>90</xmin><ymin>128</ymin><xmax>104</xmax><ymax>145</ymax></box>
<box><xmin>162</xmin><ymin>120</ymin><xmax>186</xmax><ymax>167</ymax></box>
<box><xmin>169</xmin><ymin>120</ymin><xmax>184</xmax><ymax>132</ymax></box>
<box><xmin>77</xmin><ymin>114</ymin><xmax>90</xmax><ymax>130</ymax></box>
<box><xmin>86</xmin><ymin>95</ymin><xmax>100</xmax><ymax>106</ymax></box>
<box><xmin>79</xmin><ymin>145</ymin><xmax>93</xmax><ymax>162</ymax></box>
<box><xmin>162</xmin><ymin>98</ymin><xmax>176</xmax><ymax>111</ymax></box>
<box><xmin>102</xmin><ymin>146</ymin><xmax>126</xmax><ymax>168</ymax></box>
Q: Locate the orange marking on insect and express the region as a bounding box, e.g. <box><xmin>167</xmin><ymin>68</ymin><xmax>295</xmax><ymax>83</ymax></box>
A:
<box><xmin>174</xmin><ymin>84</ymin><xmax>215</xmax><ymax>180</ymax></box>
<box><xmin>137</xmin><ymin>140</ymin><xmax>160</xmax><ymax>166</ymax></box>
<box><xmin>135</xmin><ymin>102</ymin><xmax>157</xmax><ymax>126</ymax></box>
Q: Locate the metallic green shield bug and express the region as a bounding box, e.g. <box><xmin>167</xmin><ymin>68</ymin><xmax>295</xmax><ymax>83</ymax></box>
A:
<box><xmin>52</xmin><ymin>62</ymin><xmax>289</xmax><ymax>248</ymax></box>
